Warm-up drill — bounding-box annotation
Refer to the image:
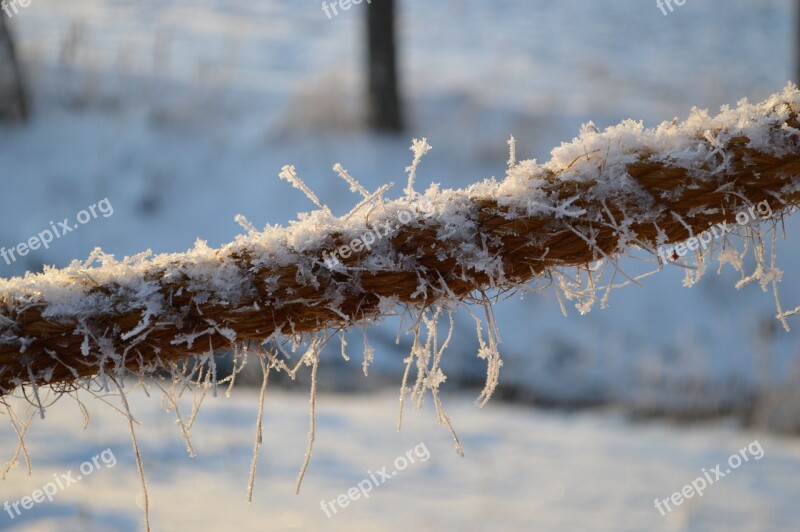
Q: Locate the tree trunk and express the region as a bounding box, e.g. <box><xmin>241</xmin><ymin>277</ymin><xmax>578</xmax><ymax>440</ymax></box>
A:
<box><xmin>0</xmin><ymin>14</ymin><xmax>27</xmax><ymax>122</ymax></box>
<box><xmin>366</xmin><ymin>0</ymin><xmax>402</xmax><ymax>131</ymax></box>
<box><xmin>797</xmin><ymin>0</ymin><xmax>800</xmax><ymax>85</ymax></box>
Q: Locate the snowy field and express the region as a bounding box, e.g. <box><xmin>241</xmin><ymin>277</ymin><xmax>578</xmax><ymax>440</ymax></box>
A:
<box><xmin>1</xmin><ymin>0</ymin><xmax>800</xmax><ymax>530</ymax></box>
<box><xmin>1</xmin><ymin>388</ymin><xmax>800</xmax><ymax>532</ymax></box>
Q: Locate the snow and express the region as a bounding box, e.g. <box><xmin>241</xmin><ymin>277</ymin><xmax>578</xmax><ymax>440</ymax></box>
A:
<box><xmin>1</xmin><ymin>0</ymin><xmax>800</xmax><ymax>529</ymax></box>
<box><xmin>1</xmin><ymin>388</ymin><xmax>799</xmax><ymax>531</ymax></box>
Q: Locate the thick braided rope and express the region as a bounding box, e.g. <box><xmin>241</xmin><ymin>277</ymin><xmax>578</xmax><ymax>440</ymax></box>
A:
<box><xmin>2</xmin><ymin>86</ymin><xmax>800</xmax><ymax>394</ymax></box>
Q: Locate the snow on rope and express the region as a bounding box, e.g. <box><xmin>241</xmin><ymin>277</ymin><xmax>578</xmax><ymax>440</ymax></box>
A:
<box><xmin>2</xmin><ymin>85</ymin><xmax>800</xmax><ymax>397</ymax></box>
<box><xmin>3</xmin><ymin>87</ymin><xmax>800</xmax><ymax>526</ymax></box>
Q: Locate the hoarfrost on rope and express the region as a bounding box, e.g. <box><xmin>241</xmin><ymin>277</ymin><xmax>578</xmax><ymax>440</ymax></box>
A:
<box><xmin>1</xmin><ymin>85</ymin><xmax>800</xmax><ymax>520</ymax></box>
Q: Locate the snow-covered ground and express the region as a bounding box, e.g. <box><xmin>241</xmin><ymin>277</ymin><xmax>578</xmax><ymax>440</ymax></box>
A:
<box><xmin>1</xmin><ymin>388</ymin><xmax>799</xmax><ymax>532</ymax></box>
<box><xmin>1</xmin><ymin>0</ymin><xmax>800</xmax><ymax>529</ymax></box>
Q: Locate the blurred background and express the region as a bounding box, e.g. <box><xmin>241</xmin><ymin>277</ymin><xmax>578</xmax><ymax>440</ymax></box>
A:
<box><xmin>1</xmin><ymin>1</ymin><xmax>800</xmax><ymax>530</ymax></box>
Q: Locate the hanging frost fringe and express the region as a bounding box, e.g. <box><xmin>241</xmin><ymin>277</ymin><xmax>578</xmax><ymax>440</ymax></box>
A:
<box><xmin>2</xmin><ymin>85</ymin><xmax>800</xmax><ymax>515</ymax></box>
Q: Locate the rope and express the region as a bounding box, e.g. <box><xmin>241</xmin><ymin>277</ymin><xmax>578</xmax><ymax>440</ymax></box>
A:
<box><xmin>2</xmin><ymin>86</ymin><xmax>800</xmax><ymax>394</ymax></box>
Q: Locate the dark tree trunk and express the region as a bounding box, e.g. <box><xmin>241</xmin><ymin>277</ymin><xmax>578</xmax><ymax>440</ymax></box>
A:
<box><xmin>797</xmin><ymin>0</ymin><xmax>800</xmax><ymax>85</ymax></box>
<box><xmin>0</xmin><ymin>14</ymin><xmax>27</xmax><ymax>122</ymax></box>
<box><xmin>366</xmin><ymin>0</ymin><xmax>403</xmax><ymax>131</ymax></box>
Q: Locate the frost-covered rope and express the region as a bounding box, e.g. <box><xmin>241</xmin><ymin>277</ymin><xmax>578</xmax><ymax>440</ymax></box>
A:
<box><xmin>2</xmin><ymin>85</ymin><xmax>800</xmax><ymax>395</ymax></box>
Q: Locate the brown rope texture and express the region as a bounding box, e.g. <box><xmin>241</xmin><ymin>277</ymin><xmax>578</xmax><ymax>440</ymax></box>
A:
<box><xmin>1</xmin><ymin>91</ymin><xmax>800</xmax><ymax>394</ymax></box>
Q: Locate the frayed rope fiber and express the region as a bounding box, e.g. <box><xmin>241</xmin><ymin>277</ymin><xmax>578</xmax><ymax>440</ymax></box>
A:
<box><xmin>3</xmin><ymin>85</ymin><xmax>800</xmax><ymax>394</ymax></box>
